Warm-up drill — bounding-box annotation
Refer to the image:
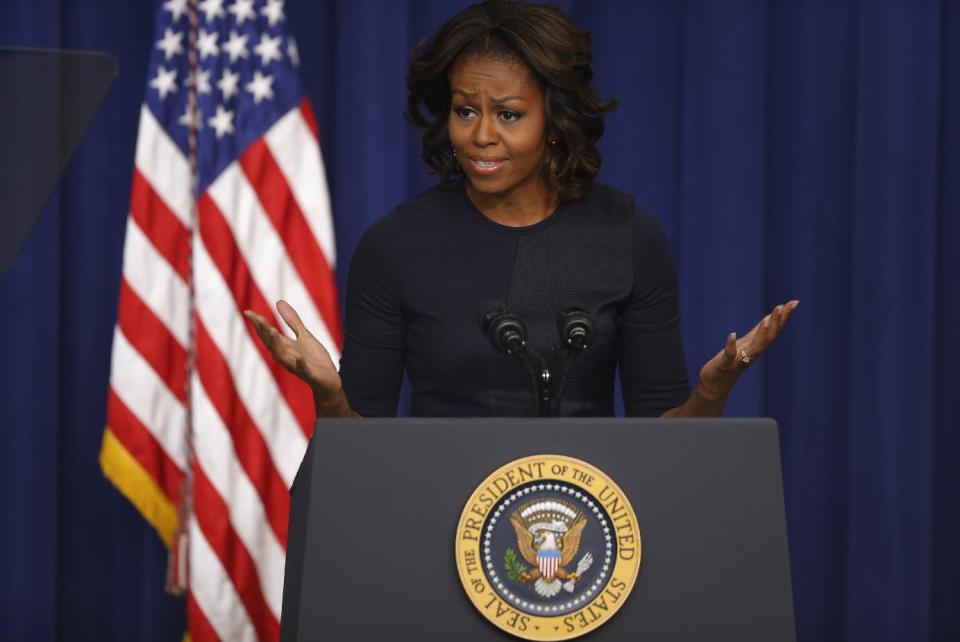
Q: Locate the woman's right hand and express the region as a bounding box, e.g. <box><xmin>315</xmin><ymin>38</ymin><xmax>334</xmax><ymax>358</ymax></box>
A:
<box><xmin>244</xmin><ymin>300</ymin><xmax>343</xmax><ymax>403</ymax></box>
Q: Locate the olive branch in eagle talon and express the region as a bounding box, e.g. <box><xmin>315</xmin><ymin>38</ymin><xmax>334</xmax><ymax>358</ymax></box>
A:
<box><xmin>503</xmin><ymin>547</ymin><xmax>528</xmax><ymax>581</ymax></box>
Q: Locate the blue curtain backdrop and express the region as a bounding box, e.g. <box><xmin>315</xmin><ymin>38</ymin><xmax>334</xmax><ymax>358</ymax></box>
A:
<box><xmin>0</xmin><ymin>0</ymin><xmax>957</xmax><ymax>640</ymax></box>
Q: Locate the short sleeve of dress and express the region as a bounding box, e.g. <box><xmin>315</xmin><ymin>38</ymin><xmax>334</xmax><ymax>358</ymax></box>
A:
<box><xmin>618</xmin><ymin>208</ymin><xmax>691</xmax><ymax>416</ymax></box>
<box><xmin>338</xmin><ymin>213</ymin><xmax>405</xmax><ymax>416</ymax></box>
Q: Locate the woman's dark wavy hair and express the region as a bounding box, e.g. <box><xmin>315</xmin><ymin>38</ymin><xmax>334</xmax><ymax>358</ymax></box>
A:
<box><xmin>405</xmin><ymin>0</ymin><xmax>618</xmax><ymax>202</ymax></box>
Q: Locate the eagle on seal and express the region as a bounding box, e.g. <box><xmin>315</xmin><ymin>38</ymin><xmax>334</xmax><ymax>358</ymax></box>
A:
<box><xmin>510</xmin><ymin>502</ymin><xmax>591</xmax><ymax>598</ymax></box>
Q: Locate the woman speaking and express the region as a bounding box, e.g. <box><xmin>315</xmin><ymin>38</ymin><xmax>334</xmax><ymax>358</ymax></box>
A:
<box><xmin>245</xmin><ymin>0</ymin><xmax>797</xmax><ymax>419</ymax></box>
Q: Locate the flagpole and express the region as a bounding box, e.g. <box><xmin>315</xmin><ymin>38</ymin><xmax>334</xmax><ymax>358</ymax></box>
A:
<box><xmin>166</xmin><ymin>0</ymin><xmax>201</xmax><ymax>598</ymax></box>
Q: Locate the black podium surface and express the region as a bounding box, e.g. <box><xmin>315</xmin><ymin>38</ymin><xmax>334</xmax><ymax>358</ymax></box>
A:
<box><xmin>281</xmin><ymin>418</ymin><xmax>796</xmax><ymax>641</ymax></box>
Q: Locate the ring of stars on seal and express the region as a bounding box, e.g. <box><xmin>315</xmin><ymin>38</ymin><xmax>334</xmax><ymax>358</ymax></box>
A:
<box><xmin>483</xmin><ymin>482</ymin><xmax>616</xmax><ymax>616</ymax></box>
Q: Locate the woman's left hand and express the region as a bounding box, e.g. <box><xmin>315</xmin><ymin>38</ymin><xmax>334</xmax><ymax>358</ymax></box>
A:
<box><xmin>697</xmin><ymin>299</ymin><xmax>799</xmax><ymax>401</ymax></box>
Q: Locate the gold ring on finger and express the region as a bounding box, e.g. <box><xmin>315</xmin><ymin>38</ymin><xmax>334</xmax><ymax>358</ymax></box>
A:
<box><xmin>740</xmin><ymin>348</ymin><xmax>753</xmax><ymax>365</ymax></box>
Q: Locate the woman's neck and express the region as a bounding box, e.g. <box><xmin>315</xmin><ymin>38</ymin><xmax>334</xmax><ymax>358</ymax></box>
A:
<box><xmin>464</xmin><ymin>179</ymin><xmax>558</xmax><ymax>228</ymax></box>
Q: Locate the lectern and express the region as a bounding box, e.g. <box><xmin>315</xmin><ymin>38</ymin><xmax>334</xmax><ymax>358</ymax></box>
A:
<box><xmin>280</xmin><ymin>418</ymin><xmax>796</xmax><ymax>641</ymax></box>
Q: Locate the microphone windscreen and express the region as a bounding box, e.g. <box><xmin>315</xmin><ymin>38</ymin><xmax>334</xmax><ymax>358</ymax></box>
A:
<box><xmin>558</xmin><ymin>301</ymin><xmax>589</xmax><ymax>315</ymax></box>
<box><xmin>475</xmin><ymin>299</ymin><xmax>508</xmax><ymax>332</ymax></box>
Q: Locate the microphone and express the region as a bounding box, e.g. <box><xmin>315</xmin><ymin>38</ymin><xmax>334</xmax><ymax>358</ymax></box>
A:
<box><xmin>477</xmin><ymin>300</ymin><xmax>528</xmax><ymax>358</ymax></box>
<box><xmin>556</xmin><ymin>303</ymin><xmax>596</xmax><ymax>352</ymax></box>
<box><xmin>550</xmin><ymin>304</ymin><xmax>596</xmax><ymax>417</ymax></box>
<box><xmin>477</xmin><ymin>301</ymin><xmax>549</xmax><ymax>416</ymax></box>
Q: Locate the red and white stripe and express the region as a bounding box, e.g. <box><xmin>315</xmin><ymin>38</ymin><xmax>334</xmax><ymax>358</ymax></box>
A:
<box><xmin>538</xmin><ymin>553</ymin><xmax>561</xmax><ymax>581</ymax></box>
<box><xmin>105</xmin><ymin>99</ymin><xmax>339</xmax><ymax>642</ymax></box>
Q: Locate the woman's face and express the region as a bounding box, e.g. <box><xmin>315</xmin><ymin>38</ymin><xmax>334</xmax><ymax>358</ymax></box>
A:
<box><xmin>448</xmin><ymin>55</ymin><xmax>550</xmax><ymax>203</ymax></box>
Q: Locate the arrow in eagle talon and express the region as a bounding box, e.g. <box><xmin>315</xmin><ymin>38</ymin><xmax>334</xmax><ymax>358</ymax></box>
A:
<box><xmin>563</xmin><ymin>553</ymin><xmax>595</xmax><ymax>592</ymax></box>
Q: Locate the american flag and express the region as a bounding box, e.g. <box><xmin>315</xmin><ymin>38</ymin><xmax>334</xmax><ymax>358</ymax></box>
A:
<box><xmin>100</xmin><ymin>0</ymin><xmax>341</xmax><ymax>639</ymax></box>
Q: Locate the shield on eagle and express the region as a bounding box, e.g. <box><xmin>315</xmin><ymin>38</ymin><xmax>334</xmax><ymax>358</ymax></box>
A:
<box><xmin>537</xmin><ymin>549</ymin><xmax>562</xmax><ymax>580</ymax></box>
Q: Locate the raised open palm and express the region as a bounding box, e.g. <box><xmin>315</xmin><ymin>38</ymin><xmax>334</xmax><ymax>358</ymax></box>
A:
<box><xmin>244</xmin><ymin>300</ymin><xmax>342</xmax><ymax>400</ymax></box>
<box><xmin>698</xmin><ymin>299</ymin><xmax>799</xmax><ymax>400</ymax></box>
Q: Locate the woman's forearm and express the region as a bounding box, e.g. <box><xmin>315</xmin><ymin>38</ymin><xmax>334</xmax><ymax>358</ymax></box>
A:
<box><xmin>661</xmin><ymin>381</ymin><xmax>729</xmax><ymax>418</ymax></box>
<box><xmin>312</xmin><ymin>386</ymin><xmax>361</xmax><ymax>418</ymax></box>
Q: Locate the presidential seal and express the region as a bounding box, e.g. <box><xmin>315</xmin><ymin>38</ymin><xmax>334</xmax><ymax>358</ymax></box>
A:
<box><xmin>455</xmin><ymin>455</ymin><xmax>641</xmax><ymax>641</ymax></box>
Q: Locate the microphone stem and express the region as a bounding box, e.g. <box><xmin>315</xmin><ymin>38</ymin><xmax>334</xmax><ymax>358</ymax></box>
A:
<box><xmin>538</xmin><ymin>367</ymin><xmax>553</xmax><ymax>417</ymax></box>
<box><xmin>552</xmin><ymin>356</ymin><xmax>576</xmax><ymax>416</ymax></box>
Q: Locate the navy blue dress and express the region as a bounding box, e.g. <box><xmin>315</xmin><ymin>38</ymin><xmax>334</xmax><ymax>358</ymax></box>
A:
<box><xmin>338</xmin><ymin>182</ymin><xmax>690</xmax><ymax>417</ymax></box>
